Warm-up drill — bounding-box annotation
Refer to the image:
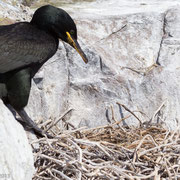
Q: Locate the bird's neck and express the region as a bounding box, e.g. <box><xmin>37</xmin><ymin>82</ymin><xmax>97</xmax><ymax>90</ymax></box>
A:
<box><xmin>30</xmin><ymin>20</ymin><xmax>58</xmax><ymax>40</ymax></box>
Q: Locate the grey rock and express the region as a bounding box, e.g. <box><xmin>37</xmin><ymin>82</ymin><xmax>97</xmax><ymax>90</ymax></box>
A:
<box><xmin>24</xmin><ymin>2</ymin><xmax>180</xmax><ymax>130</ymax></box>
<box><xmin>0</xmin><ymin>0</ymin><xmax>32</xmax><ymax>22</ymax></box>
<box><xmin>0</xmin><ymin>100</ymin><xmax>34</xmax><ymax>180</ymax></box>
<box><xmin>63</xmin><ymin>9</ymin><xmax>180</xmax><ymax>129</ymax></box>
<box><xmin>26</xmin><ymin>43</ymin><xmax>69</xmax><ymax>124</ymax></box>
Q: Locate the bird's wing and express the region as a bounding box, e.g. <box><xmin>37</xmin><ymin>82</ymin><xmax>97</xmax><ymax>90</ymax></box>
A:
<box><xmin>0</xmin><ymin>22</ymin><xmax>58</xmax><ymax>73</ymax></box>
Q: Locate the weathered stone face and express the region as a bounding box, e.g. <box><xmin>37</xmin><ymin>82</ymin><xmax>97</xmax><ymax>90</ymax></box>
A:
<box><xmin>0</xmin><ymin>100</ymin><xmax>34</xmax><ymax>180</ymax></box>
<box><xmin>25</xmin><ymin>2</ymin><xmax>180</xmax><ymax>130</ymax></box>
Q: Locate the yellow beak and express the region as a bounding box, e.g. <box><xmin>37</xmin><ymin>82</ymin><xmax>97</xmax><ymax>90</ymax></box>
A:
<box><xmin>66</xmin><ymin>32</ymin><xmax>88</xmax><ymax>64</ymax></box>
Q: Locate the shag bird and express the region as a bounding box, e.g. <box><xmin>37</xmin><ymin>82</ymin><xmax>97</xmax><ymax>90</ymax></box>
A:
<box><xmin>0</xmin><ymin>5</ymin><xmax>88</xmax><ymax>137</ymax></box>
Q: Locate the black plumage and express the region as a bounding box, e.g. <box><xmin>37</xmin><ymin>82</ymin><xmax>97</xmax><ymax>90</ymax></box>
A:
<box><xmin>0</xmin><ymin>5</ymin><xmax>88</xmax><ymax>137</ymax></box>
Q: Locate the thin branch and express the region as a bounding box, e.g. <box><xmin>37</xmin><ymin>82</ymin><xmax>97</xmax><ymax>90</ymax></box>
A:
<box><xmin>44</xmin><ymin>108</ymin><xmax>73</xmax><ymax>133</ymax></box>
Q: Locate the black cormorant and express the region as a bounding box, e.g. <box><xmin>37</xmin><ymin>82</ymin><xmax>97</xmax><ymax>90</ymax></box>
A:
<box><xmin>0</xmin><ymin>5</ymin><xmax>88</xmax><ymax>137</ymax></box>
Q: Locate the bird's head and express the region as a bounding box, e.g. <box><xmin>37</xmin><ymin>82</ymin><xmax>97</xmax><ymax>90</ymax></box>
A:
<box><xmin>31</xmin><ymin>5</ymin><xmax>88</xmax><ymax>63</ymax></box>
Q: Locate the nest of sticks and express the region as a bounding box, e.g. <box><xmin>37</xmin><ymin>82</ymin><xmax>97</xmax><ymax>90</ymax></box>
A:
<box><xmin>31</xmin><ymin>109</ymin><xmax>180</xmax><ymax>180</ymax></box>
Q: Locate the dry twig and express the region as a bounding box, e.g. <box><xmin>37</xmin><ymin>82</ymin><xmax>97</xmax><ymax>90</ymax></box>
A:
<box><xmin>32</xmin><ymin>118</ymin><xmax>180</xmax><ymax>179</ymax></box>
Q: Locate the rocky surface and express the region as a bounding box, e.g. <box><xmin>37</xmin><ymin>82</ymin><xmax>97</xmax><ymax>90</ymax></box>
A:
<box><xmin>26</xmin><ymin>0</ymin><xmax>180</xmax><ymax>130</ymax></box>
<box><xmin>0</xmin><ymin>1</ymin><xmax>32</xmax><ymax>21</ymax></box>
<box><xmin>0</xmin><ymin>100</ymin><xmax>34</xmax><ymax>180</ymax></box>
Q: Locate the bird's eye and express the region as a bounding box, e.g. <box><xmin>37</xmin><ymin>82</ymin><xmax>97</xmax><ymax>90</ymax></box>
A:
<box><xmin>70</xmin><ymin>30</ymin><xmax>75</xmax><ymax>35</ymax></box>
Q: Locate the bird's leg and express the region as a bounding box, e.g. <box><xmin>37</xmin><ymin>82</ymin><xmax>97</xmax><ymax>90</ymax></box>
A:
<box><xmin>7</xmin><ymin>104</ymin><xmax>53</xmax><ymax>138</ymax></box>
<box><xmin>17</xmin><ymin>109</ymin><xmax>50</xmax><ymax>138</ymax></box>
<box><xmin>6</xmin><ymin>104</ymin><xmax>45</xmax><ymax>137</ymax></box>
<box><xmin>5</xmin><ymin>68</ymin><xmax>53</xmax><ymax>138</ymax></box>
